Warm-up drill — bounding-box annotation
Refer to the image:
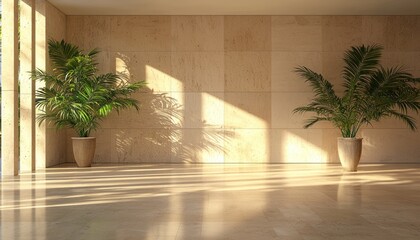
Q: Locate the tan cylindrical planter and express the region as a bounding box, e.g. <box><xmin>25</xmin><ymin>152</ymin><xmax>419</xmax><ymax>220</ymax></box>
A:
<box><xmin>337</xmin><ymin>138</ymin><xmax>363</xmax><ymax>172</ymax></box>
<box><xmin>72</xmin><ymin>137</ymin><xmax>96</xmax><ymax>167</ymax></box>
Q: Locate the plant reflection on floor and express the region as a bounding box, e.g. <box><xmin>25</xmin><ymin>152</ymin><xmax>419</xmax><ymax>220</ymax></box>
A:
<box><xmin>2</xmin><ymin>164</ymin><xmax>420</xmax><ymax>239</ymax></box>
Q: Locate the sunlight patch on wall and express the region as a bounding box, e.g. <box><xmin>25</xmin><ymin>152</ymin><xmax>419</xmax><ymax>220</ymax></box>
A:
<box><xmin>224</xmin><ymin>101</ymin><xmax>266</xmax><ymax>129</ymax></box>
<box><xmin>200</xmin><ymin>92</ymin><xmax>225</xmax><ymax>163</ymax></box>
<box><xmin>201</xmin><ymin>92</ymin><xmax>224</xmax><ymax>128</ymax></box>
<box><xmin>225</xmin><ymin>129</ymin><xmax>269</xmax><ymax>163</ymax></box>
<box><xmin>203</xmin><ymin>153</ymin><xmax>225</xmax><ymax>163</ymax></box>
<box><xmin>224</xmin><ymin>101</ymin><xmax>269</xmax><ymax>163</ymax></box>
<box><xmin>144</xmin><ymin>65</ymin><xmax>185</xmax><ymax>127</ymax></box>
<box><xmin>272</xmin><ymin>130</ymin><xmax>327</xmax><ymax>163</ymax></box>
<box><xmin>145</xmin><ymin>65</ymin><xmax>176</xmax><ymax>92</ymax></box>
<box><xmin>115</xmin><ymin>56</ymin><xmax>130</xmax><ymax>77</ymax></box>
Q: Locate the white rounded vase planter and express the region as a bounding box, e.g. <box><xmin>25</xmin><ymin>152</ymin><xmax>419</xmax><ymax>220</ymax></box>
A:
<box><xmin>337</xmin><ymin>138</ymin><xmax>363</xmax><ymax>172</ymax></box>
<box><xmin>72</xmin><ymin>137</ymin><xmax>96</xmax><ymax>167</ymax></box>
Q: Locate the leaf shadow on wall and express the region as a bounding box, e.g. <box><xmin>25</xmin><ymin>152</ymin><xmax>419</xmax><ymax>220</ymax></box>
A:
<box><xmin>110</xmin><ymin>53</ymin><xmax>234</xmax><ymax>163</ymax></box>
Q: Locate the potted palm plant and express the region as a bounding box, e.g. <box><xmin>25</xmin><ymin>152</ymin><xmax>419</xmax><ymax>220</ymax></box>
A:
<box><xmin>293</xmin><ymin>44</ymin><xmax>420</xmax><ymax>171</ymax></box>
<box><xmin>32</xmin><ymin>39</ymin><xmax>145</xmax><ymax>167</ymax></box>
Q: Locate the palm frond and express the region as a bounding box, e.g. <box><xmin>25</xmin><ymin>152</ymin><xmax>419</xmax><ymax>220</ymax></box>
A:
<box><xmin>342</xmin><ymin>44</ymin><xmax>382</xmax><ymax>104</ymax></box>
<box><xmin>48</xmin><ymin>39</ymin><xmax>81</xmax><ymax>74</ymax></box>
<box><xmin>87</xmin><ymin>48</ymin><xmax>100</xmax><ymax>58</ymax></box>
<box><xmin>303</xmin><ymin>117</ymin><xmax>329</xmax><ymax>128</ymax></box>
<box><xmin>386</xmin><ymin>110</ymin><xmax>417</xmax><ymax>130</ymax></box>
<box><xmin>295</xmin><ymin>66</ymin><xmax>338</xmax><ymax>101</ymax></box>
<box><xmin>293</xmin><ymin>66</ymin><xmax>341</xmax><ymax>128</ymax></box>
<box><xmin>292</xmin><ymin>44</ymin><xmax>420</xmax><ymax>137</ymax></box>
<box><xmin>342</xmin><ymin>44</ymin><xmax>382</xmax><ymax>88</ymax></box>
<box><xmin>32</xmin><ymin>39</ymin><xmax>146</xmax><ymax>137</ymax></box>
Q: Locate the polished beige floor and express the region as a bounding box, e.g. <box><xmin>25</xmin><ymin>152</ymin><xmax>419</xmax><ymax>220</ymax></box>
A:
<box><xmin>1</xmin><ymin>164</ymin><xmax>420</xmax><ymax>240</ymax></box>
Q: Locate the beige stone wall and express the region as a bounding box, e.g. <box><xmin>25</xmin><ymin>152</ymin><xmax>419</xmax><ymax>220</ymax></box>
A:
<box><xmin>65</xmin><ymin>16</ymin><xmax>420</xmax><ymax>164</ymax></box>
<box><xmin>45</xmin><ymin>2</ymin><xmax>67</xmax><ymax>167</ymax></box>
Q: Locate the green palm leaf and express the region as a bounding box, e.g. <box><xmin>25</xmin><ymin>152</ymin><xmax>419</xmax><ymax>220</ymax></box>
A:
<box><xmin>293</xmin><ymin>44</ymin><xmax>420</xmax><ymax>138</ymax></box>
<box><xmin>32</xmin><ymin>39</ymin><xmax>146</xmax><ymax>137</ymax></box>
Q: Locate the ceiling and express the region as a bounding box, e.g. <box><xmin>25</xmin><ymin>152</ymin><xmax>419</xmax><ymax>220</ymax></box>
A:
<box><xmin>49</xmin><ymin>0</ymin><xmax>420</xmax><ymax>15</ymax></box>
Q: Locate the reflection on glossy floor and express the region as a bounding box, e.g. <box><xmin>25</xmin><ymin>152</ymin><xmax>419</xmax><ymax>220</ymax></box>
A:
<box><xmin>1</xmin><ymin>164</ymin><xmax>420</xmax><ymax>240</ymax></box>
